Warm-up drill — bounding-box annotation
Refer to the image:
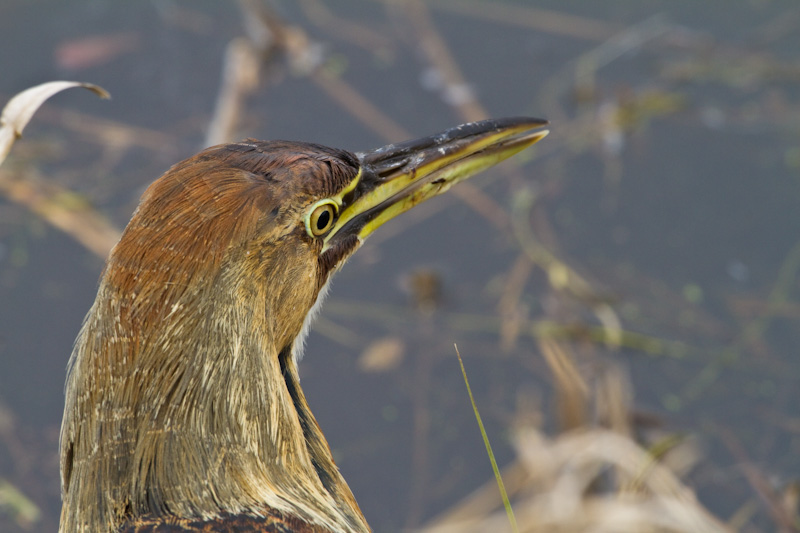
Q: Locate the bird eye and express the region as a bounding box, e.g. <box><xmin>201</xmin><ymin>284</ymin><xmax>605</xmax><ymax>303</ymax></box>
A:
<box><xmin>305</xmin><ymin>200</ymin><xmax>338</xmax><ymax>237</ymax></box>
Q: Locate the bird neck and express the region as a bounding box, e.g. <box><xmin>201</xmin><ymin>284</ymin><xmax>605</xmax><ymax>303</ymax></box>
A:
<box><xmin>59</xmin><ymin>255</ymin><xmax>368</xmax><ymax>533</ymax></box>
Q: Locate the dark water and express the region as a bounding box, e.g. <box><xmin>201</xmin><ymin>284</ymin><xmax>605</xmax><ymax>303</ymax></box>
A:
<box><xmin>1</xmin><ymin>1</ymin><xmax>798</xmax><ymax>531</ymax></box>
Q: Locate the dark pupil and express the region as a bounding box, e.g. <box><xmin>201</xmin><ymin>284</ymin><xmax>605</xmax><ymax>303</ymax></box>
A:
<box><xmin>316</xmin><ymin>209</ymin><xmax>331</xmax><ymax>229</ymax></box>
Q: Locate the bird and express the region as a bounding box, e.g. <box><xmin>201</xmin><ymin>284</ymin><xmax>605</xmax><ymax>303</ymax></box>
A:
<box><xmin>58</xmin><ymin>117</ymin><xmax>549</xmax><ymax>533</ymax></box>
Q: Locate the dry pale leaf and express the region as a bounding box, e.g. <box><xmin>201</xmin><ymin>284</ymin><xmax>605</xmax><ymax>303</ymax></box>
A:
<box><xmin>0</xmin><ymin>81</ymin><xmax>109</xmax><ymax>164</ymax></box>
<box><xmin>358</xmin><ymin>336</ymin><xmax>405</xmax><ymax>373</ymax></box>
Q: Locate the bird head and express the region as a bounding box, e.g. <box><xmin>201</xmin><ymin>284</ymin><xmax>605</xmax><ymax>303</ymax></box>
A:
<box><xmin>59</xmin><ymin>117</ymin><xmax>548</xmax><ymax>532</ymax></box>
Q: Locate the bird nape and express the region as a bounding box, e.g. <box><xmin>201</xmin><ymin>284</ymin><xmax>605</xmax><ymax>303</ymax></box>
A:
<box><xmin>58</xmin><ymin>117</ymin><xmax>549</xmax><ymax>533</ymax></box>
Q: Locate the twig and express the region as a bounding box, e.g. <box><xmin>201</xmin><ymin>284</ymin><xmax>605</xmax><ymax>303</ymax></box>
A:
<box><xmin>299</xmin><ymin>0</ymin><xmax>394</xmax><ymax>53</ymax></box>
<box><xmin>310</xmin><ymin>70</ymin><xmax>411</xmax><ymax>142</ymax></box>
<box><xmin>396</xmin><ymin>0</ymin><xmax>486</xmax><ymax>123</ymax></box>
<box><xmin>717</xmin><ymin>425</ymin><xmax>799</xmax><ymax>532</ymax></box>
<box><xmin>428</xmin><ymin>0</ymin><xmax>620</xmax><ymax>41</ymax></box>
<box><xmin>205</xmin><ymin>36</ymin><xmax>263</xmax><ymax>147</ymax></box>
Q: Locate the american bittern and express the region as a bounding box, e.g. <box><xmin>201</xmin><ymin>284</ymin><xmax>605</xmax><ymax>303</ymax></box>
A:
<box><xmin>59</xmin><ymin>118</ymin><xmax>548</xmax><ymax>532</ymax></box>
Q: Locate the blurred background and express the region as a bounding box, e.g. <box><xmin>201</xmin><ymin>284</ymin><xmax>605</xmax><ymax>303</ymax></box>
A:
<box><xmin>1</xmin><ymin>1</ymin><xmax>799</xmax><ymax>531</ymax></box>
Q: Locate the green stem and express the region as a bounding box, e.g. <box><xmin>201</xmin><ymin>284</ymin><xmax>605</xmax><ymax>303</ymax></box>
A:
<box><xmin>454</xmin><ymin>344</ymin><xmax>518</xmax><ymax>533</ymax></box>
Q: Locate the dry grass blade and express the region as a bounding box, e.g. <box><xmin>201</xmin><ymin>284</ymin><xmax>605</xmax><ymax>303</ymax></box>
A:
<box><xmin>0</xmin><ymin>479</ymin><xmax>40</xmax><ymax>529</ymax></box>
<box><xmin>421</xmin><ymin>425</ymin><xmax>730</xmax><ymax>533</ymax></box>
<box><xmin>0</xmin><ymin>168</ymin><xmax>121</xmax><ymax>258</ymax></box>
<box><xmin>538</xmin><ymin>339</ymin><xmax>589</xmax><ymax>430</ymax></box>
<box><xmin>0</xmin><ymin>81</ymin><xmax>109</xmax><ymax>165</ymax></box>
